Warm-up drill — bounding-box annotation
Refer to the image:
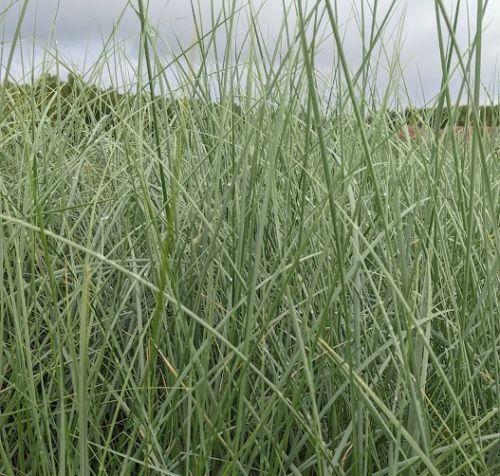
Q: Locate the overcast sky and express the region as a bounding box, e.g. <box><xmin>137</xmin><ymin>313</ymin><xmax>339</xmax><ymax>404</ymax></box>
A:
<box><xmin>1</xmin><ymin>0</ymin><xmax>499</xmax><ymax>103</ymax></box>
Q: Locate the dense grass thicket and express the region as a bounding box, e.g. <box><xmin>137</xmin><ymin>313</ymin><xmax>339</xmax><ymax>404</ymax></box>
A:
<box><xmin>0</xmin><ymin>1</ymin><xmax>499</xmax><ymax>474</ymax></box>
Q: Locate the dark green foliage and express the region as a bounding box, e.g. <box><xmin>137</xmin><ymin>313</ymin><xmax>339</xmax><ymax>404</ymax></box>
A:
<box><xmin>384</xmin><ymin>104</ymin><xmax>500</xmax><ymax>129</ymax></box>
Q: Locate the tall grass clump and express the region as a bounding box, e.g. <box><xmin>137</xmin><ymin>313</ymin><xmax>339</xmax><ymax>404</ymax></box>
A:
<box><xmin>0</xmin><ymin>0</ymin><xmax>498</xmax><ymax>474</ymax></box>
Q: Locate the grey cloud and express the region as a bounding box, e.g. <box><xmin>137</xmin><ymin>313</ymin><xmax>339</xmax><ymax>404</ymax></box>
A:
<box><xmin>1</xmin><ymin>0</ymin><xmax>499</xmax><ymax>102</ymax></box>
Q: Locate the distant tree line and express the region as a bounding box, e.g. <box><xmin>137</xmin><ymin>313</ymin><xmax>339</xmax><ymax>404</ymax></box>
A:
<box><xmin>0</xmin><ymin>73</ymin><xmax>133</xmax><ymax>135</ymax></box>
<box><xmin>3</xmin><ymin>75</ymin><xmax>498</xmax><ymax>132</ymax></box>
<box><xmin>0</xmin><ymin>74</ymin><xmax>245</xmax><ymax>129</ymax></box>
<box><xmin>387</xmin><ymin>105</ymin><xmax>500</xmax><ymax>129</ymax></box>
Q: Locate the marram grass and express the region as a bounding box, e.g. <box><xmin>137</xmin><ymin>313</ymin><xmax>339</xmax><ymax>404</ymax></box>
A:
<box><xmin>0</xmin><ymin>0</ymin><xmax>498</xmax><ymax>474</ymax></box>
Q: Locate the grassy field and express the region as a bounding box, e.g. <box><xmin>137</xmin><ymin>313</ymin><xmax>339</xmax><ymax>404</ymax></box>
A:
<box><xmin>0</xmin><ymin>1</ymin><xmax>499</xmax><ymax>474</ymax></box>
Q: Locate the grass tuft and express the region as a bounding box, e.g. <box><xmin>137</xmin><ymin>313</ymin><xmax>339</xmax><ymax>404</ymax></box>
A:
<box><xmin>0</xmin><ymin>1</ymin><xmax>498</xmax><ymax>474</ymax></box>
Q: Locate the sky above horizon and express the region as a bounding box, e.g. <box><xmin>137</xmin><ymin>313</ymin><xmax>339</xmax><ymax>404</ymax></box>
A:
<box><xmin>1</xmin><ymin>0</ymin><xmax>499</xmax><ymax>104</ymax></box>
